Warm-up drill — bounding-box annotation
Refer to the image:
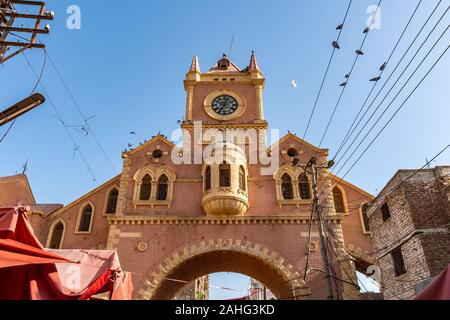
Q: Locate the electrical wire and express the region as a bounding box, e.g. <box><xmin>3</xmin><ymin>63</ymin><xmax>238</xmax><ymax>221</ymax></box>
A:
<box><xmin>298</xmin><ymin>0</ymin><xmax>353</xmax><ymax>156</ymax></box>
<box><xmin>22</xmin><ymin>52</ymin><xmax>98</xmax><ymax>184</ymax></box>
<box><xmin>0</xmin><ymin>41</ymin><xmax>46</xmax><ymax>144</ymax></box>
<box><xmin>44</xmin><ymin>50</ymin><xmax>118</xmax><ymax>174</ymax></box>
<box><xmin>333</xmin><ymin>0</ymin><xmax>425</xmax><ymax>160</ymax></box>
<box><xmin>336</xmin><ymin>40</ymin><xmax>450</xmax><ymax>181</ymax></box>
<box><xmin>6</xmin><ymin>13</ymin><xmax>117</xmax><ymax>176</ymax></box>
<box><xmin>334</xmin><ymin>2</ymin><xmax>450</xmax><ymax>170</ymax></box>
<box><xmin>316</xmin><ymin>8</ymin><xmax>450</xmax><ymax>197</ymax></box>
<box><xmin>317</xmin><ymin>0</ymin><xmax>382</xmax><ymax>150</ymax></box>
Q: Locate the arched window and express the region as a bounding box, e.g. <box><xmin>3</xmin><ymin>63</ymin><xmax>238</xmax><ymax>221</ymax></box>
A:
<box><xmin>157</xmin><ymin>174</ymin><xmax>169</xmax><ymax>201</ymax></box>
<box><xmin>239</xmin><ymin>166</ymin><xmax>246</xmax><ymax>191</ymax></box>
<box><xmin>106</xmin><ymin>188</ymin><xmax>119</xmax><ymax>214</ymax></box>
<box><xmin>281</xmin><ymin>173</ymin><xmax>293</xmax><ymax>200</ymax></box>
<box><xmin>49</xmin><ymin>221</ymin><xmax>64</xmax><ymax>249</ymax></box>
<box><xmin>204</xmin><ymin>166</ymin><xmax>211</xmax><ymax>191</ymax></box>
<box><xmin>219</xmin><ymin>163</ymin><xmax>231</xmax><ymax>187</ymax></box>
<box><xmin>139</xmin><ymin>174</ymin><xmax>152</xmax><ymax>201</ymax></box>
<box><xmin>78</xmin><ymin>204</ymin><xmax>93</xmax><ymax>232</ymax></box>
<box><xmin>361</xmin><ymin>203</ymin><xmax>371</xmax><ymax>232</ymax></box>
<box><xmin>333</xmin><ymin>187</ymin><xmax>346</xmax><ymax>213</ymax></box>
<box><xmin>298</xmin><ymin>173</ymin><xmax>311</xmax><ymax>200</ymax></box>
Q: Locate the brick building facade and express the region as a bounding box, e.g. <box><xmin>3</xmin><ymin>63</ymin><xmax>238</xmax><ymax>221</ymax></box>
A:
<box><xmin>367</xmin><ymin>166</ymin><xmax>450</xmax><ymax>300</ymax></box>
<box><xmin>14</xmin><ymin>53</ymin><xmax>377</xmax><ymax>300</ymax></box>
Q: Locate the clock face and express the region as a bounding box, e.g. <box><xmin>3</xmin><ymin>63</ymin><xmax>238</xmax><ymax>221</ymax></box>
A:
<box><xmin>211</xmin><ymin>95</ymin><xmax>238</xmax><ymax>116</ymax></box>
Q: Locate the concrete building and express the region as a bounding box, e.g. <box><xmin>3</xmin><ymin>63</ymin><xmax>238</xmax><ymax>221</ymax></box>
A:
<box><xmin>367</xmin><ymin>166</ymin><xmax>450</xmax><ymax>300</ymax></box>
<box><xmin>18</xmin><ymin>53</ymin><xmax>377</xmax><ymax>300</ymax></box>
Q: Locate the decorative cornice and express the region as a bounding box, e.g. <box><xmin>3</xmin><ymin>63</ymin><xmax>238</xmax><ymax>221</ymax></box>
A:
<box><xmin>181</xmin><ymin>122</ymin><xmax>269</xmax><ymax>130</ymax></box>
<box><xmin>108</xmin><ymin>215</ymin><xmax>343</xmax><ymax>225</ymax></box>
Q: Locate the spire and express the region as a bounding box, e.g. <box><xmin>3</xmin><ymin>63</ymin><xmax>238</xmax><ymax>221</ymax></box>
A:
<box><xmin>248</xmin><ymin>50</ymin><xmax>261</xmax><ymax>72</ymax></box>
<box><xmin>188</xmin><ymin>55</ymin><xmax>201</xmax><ymax>73</ymax></box>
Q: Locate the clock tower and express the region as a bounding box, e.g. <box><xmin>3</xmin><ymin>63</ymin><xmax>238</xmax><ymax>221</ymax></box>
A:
<box><xmin>182</xmin><ymin>51</ymin><xmax>267</xmax><ymax>130</ymax></box>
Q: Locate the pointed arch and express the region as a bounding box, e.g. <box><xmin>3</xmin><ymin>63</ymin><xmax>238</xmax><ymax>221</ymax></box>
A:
<box><xmin>76</xmin><ymin>202</ymin><xmax>94</xmax><ymax>233</ymax></box>
<box><xmin>105</xmin><ymin>186</ymin><xmax>119</xmax><ymax>214</ymax></box>
<box><xmin>281</xmin><ymin>173</ymin><xmax>294</xmax><ymax>200</ymax></box>
<box><xmin>219</xmin><ymin>163</ymin><xmax>231</xmax><ymax>187</ymax></box>
<box><xmin>46</xmin><ymin>219</ymin><xmax>66</xmax><ymax>249</ymax></box>
<box><xmin>298</xmin><ymin>173</ymin><xmax>311</xmax><ymax>200</ymax></box>
<box><xmin>139</xmin><ymin>174</ymin><xmax>152</xmax><ymax>201</ymax></box>
<box><xmin>239</xmin><ymin>165</ymin><xmax>246</xmax><ymax>191</ymax></box>
<box><xmin>360</xmin><ymin>203</ymin><xmax>371</xmax><ymax>234</ymax></box>
<box><xmin>332</xmin><ymin>185</ymin><xmax>348</xmax><ymax>214</ymax></box>
<box><xmin>157</xmin><ymin>174</ymin><xmax>169</xmax><ymax>201</ymax></box>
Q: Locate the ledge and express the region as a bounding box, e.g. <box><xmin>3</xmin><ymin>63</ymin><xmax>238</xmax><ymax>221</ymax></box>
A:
<box><xmin>108</xmin><ymin>215</ymin><xmax>343</xmax><ymax>225</ymax></box>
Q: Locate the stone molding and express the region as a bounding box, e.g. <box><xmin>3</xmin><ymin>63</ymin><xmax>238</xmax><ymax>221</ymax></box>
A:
<box><xmin>137</xmin><ymin>239</ymin><xmax>309</xmax><ymax>300</ymax></box>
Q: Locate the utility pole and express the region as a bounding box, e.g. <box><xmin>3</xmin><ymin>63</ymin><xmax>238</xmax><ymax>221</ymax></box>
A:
<box><xmin>0</xmin><ymin>0</ymin><xmax>54</xmax><ymax>64</ymax></box>
<box><xmin>296</xmin><ymin>156</ymin><xmax>335</xmax><ymax>300</ymax></box>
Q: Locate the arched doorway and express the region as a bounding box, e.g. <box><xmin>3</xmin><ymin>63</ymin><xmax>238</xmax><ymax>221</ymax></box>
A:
<box><xmin>138</xmin><ymin>241</ymin><xmax>309</xmax><ymax>300</ymax></box>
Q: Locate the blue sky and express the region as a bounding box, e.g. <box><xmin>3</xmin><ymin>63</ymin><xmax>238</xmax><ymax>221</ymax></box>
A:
<box><xmin>1</xmin><ymin>0</ymin><xmax>449</xmax><ymax>299</ymax></box>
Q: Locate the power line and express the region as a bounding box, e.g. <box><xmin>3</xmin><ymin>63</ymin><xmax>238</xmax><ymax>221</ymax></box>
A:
<box><xmin>334</xmin><ymin>2</ymin><xmax>449</xmax><ymax>169</ymax></box>
<box><xmin>330</xmin><ymin>144</ymin><xmax>450</xmax><ymax>261</ymax></box>
<box><xmin>317</xmin><ymin>0</ymin><xmax>382</xmax><ymax>150</ymax></box>
<box><xmin>44</xmin><ymin>50</ymin><xmax>118</xmax><ymax>174</ymax></box>
<box><xmin>298</xmin><ymin>0</ymin><xmax>353</xmax><ymax>156</ymax></box>
<box><xmin>22</xmin><ymin>52</ymin><xmax>98</xmax><ymax>184</ymax></box>
<box><xmin>335</xmin><ymin>31</ymin><xmax>450</xmax><ymax>181</ymax></box>
<box><xmin>316</xmin><ymin>5</ymin><xmax>450</xmax><ymax>196</ymax></box>
<box><xmin>7</xmin><ymin>14</ymin><xmax>117</xmax><ymax>175</ymax></box>
<box><xmin>333</xmin><ymin>0</ymin><xmax>425</xmax><ymax>160</ymax></box>
<box><xmin>0</xmin><ymin>42</ymin><xmax>46</xmax><ymax>144</ymax></box>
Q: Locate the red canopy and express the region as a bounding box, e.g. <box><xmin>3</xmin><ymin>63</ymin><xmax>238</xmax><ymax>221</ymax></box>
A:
<box><xmin>414</xmin><ymin>265</ymin><xmax>450</xmax><ymax>300</ymax></box>
<box><xmin>0</xmin><ymin>207</ymin><xmax>132</xmax><ymax>300</ymax></box>
<box><xmin>0</xmin><ymin>239</ymin><xmax>71</xmax><ymax>268</ymax></box>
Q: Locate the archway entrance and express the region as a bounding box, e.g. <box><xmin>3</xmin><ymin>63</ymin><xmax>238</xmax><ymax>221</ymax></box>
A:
<box><xmin>138</xmin><ymin>241</ymin><xmax>309</xmax><ymax>300</ymax></box>
<box><xmin>153</xmin><ymin>250</ymin><xmax>299</xmax><ymax>300</ymax></box>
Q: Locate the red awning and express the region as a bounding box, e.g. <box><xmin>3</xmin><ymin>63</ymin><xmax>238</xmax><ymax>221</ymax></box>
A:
<box><xmin>414</xmin><ymin>265</ymin><xmax>450</xmax><ymax>300</ymax></box>
<box><xmin>0</xmin><ymin>239</ymin><xmax>71</xmax><ymax>268</ymax></box>
<box><xmin>0</xmin><ymin>207</ymin><xmax>133</xmax><ymax>300</ymax></box>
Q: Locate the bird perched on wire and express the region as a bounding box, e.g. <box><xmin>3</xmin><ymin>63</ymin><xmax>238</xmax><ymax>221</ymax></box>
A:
<box><xmin>291</xmin><ymin>79</ymin><xmax>298</xmax><ymax>88</ymax></box>
<box><xmin>355</xmin><ymin>50</ymin><xmax>364</xmax><ymax>55</ymax></box>
<box><xmin>379</xmin><ymin>62</ymin><xmax>387</xmax><ymax>71</ymax></box>
<box><xmin>339</xmin><ymin>81</ymin><xmax>348</xmax><ymax>87</ymax></box>
<box><xmin>332</xmin><ymin>41</ymin><xmax>341</xmax><ymax>49</ymax></box>
<box><xmin>363</xmin><ymin>27</ymin><xmax>370</xmax><ymax>34</ymax></box>
<box><xmin>336</xmin><ymin>24</ymin><xmax>344</xmax><ymax>30</ymax></box>
<box><xmin>370</xmin><ymin>76</ymin><xmax>381</xmax><ymax>82</ymax></box>
<box><xmin>345</xmin><ymin>73</ymin><xmax>350</xmax><ymax>79</ymax></box>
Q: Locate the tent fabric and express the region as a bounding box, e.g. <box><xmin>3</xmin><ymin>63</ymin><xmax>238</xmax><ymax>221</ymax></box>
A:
<box><xmin>0</xmin><ymin>207</ymin><xmax>43</xmax><ymax>248</ymax></box>
<box><xmin>414</xmin><ymin>265</ymin><xmax>450</xmax><ymax>300</ymax></box>
<box><xmin>0</xmin><ymin>239</ymin><xmax>71</xmax><ymax>268</ymax></box>
<box><xmin>47</xmin><ymin>249</ymin><xmax>133</xmax><ymax>298</ymax></box>
<box><xmin>0</xmin><ymin>207</ymin><xmax>133</xmax><ymax>300</ymax></box>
